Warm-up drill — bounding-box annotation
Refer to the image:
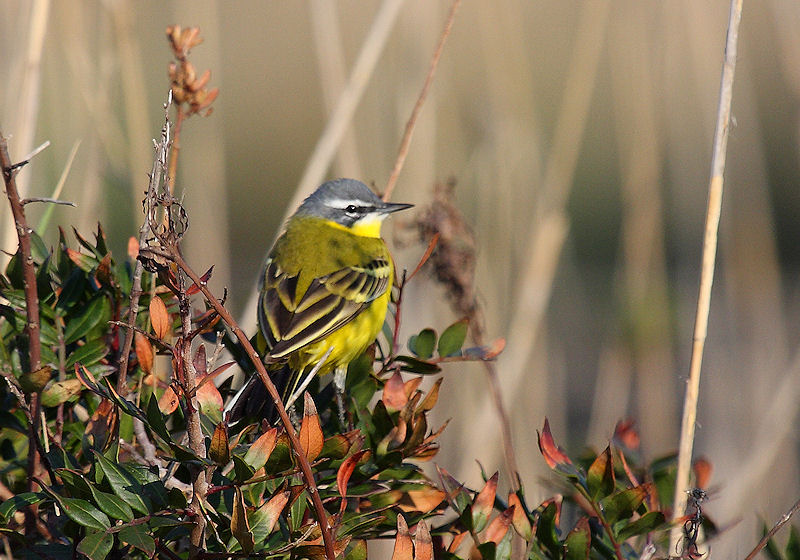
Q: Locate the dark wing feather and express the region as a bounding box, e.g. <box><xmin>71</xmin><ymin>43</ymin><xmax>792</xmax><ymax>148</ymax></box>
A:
<box><xmin>257</xmin><ymin>257</ymin><xmax>392</xmax><ymax>361</ymax></box>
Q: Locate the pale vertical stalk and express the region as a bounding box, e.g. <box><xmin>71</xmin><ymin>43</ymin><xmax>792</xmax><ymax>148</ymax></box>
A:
<box><xmin>670</xmin><ymin>0</ymin><xmax>744</xmax><ymax>551</ymax></box>
<box><xmin>1</xmin><ymin>0</ymin><xmax>49</xmax><ymax>263</ymax></box>
<box><xmin>296</xmin><ymin>0</ymin><xmax>406</xmax><ymax>203</ymax></box>
<box><xmin>309</xmin><ymin>0</ymin><xmax>363</xmax><ymax>178</ymax></box>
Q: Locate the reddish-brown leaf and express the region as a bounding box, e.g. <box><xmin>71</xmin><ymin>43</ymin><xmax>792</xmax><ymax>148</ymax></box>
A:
<box><xmin>149</xmin><ymin>296</ymin><xmax>170</xmax><ymax>340</ymax></box>
<box><xmin>186</xmin><ymin>265</ymin><xmax>214</xmax><ymax>295</ymax></box>
<box><xmin>244</xmin><ymin>427</ymin><xmax>278</xmax><ymax>471</ymax></box>
<box><xmin>413</xmin><ymin>520</ymin><xmax>432</xmax><ymax>560</ymax></box>
<box><xmin>471</xmin><ymin>472</ymin><xmax>498</xmax><ymax>533</ymax></box>
<box><xmin>255</xmin><ymin>488</ymin><xmax>290</xmax><ymax>536</ymax></box>
<box><xmin>448</xmin><ymin>531</ymin><xmax>467</xmax><ymax>554</ymax></box>
<box><xmin>398</xmin><ymin>487</ymin><xmax>446</xmax><ymax>514</ymax></box>
<box><xmin>484</xmin><ymin>505</ymin><xmax>514</xmax><ymax>544</ymax></box>
<box><xmin>193</xmin><ymin>344</ymin><xmax>207</xmax><ymax>377</ymax></box>
<box><xmin>391</xmin><ymin>514</ymin><xmax>413</xmax><ymax>560</ymax></box>
<box><xmin>337</xmin><ymin>450</ymin><xmax>370</xmax><ymax>499</ymax></box>
<box><xmin>159</xmin><ymin>385</ymin><xmax>179</xmax><ymax>414</ymax></box>
<box><xmin>403</xmin><ymin>376</ymin><xmax>423</xmax><ymax>399</ymax></box>
<box><xmin>508</xmin><ymin>492</ymin><xmax>532</xmax><ymax>540</ymax></box>
<box><xmin>407</xmin><ymin>233</ymin><xmax>440</xmax><ymax>282</ymax></box>
<box><xmin>298</xmin><ymin>393</ymin><xmax>323</xmax><ymax>461</ymax></box>
<box><xmin>383</xmin><ymin>370</ymin><xmax>407</xmax><ymax>412</ymax></box>
<box><xmin>134</xmin><ymin>333</ymin><xmax>154</xmax><ymax>375</ymax></box>
<box><xmin>127</xmin><ymin>236</ymin><xmax>139</xmax><ymax>260</ymax></box>
<box><xmin>613</xmin><ymin>418</ymin><xmax>640</xmax><ymax>450</ymax></box>
<box><xmin>693</xmin><ymin>458</ymin><xmax>712</xmax><ymax>490</ymax></box>
<box><xmin>538</xmin><ymin>418</ymin><xmax>572</xmax><ymax>469</ymax></box>
<box><xmin>84</xmin><ymin>399</ymin><xmax>118</xmax><ymax>450</ymax></box>
<box><xmin>209</xmin><ymin>422</ymin><xmax>230</xmax><ymax>466</ymax></box>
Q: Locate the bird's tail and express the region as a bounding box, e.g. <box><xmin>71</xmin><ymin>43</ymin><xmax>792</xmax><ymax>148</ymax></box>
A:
<box><xmin>224</xmin><ymin>363</ymin><xmax>295</xmax><ymax>426</ymax></box>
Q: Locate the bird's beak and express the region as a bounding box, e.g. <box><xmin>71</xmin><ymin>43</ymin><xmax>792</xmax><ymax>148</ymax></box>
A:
<box><xmin>381</xmin><ymin>201</ymin><xmax>414</xmax><ymax>214</ymax></box>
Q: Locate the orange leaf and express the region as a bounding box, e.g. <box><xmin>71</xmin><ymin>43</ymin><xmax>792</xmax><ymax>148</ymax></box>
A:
<box><xmin>149</xmin><ymin>296</ymin><xmax>170</xmax><ymax>340</ymax></box>
<box><xmin>244</xmin><ymin>427</ymin><xmax>278</xmax><ymax>471</ymax></box>
<box><xmin>84</xmin><ymin>399</ymin><xmax>119</xmax><ymax>451</ymax></box>
<box><xmin>391</xmin><ymin>514</ymin><xmax>413</xmax><ymax>560</ymax></box>
<box><xmin>507</xmin><ymin>492</ymin><xmax>532</xmax><ymax>540</ymax></box>
<box><xmin>471</xmin><ymin>472</ymin><xmax>498</xmax><ymax>533</ymax></box>
<box><xmin>448</xmin><ymin>531</ymin><xmax>467</xmax><ymax>554</ymax></box>
<box><xmin>398</xmin><ymin>487</ymin><xmax>446</xmax><ymax>514</ymax></box>
<box><xmin>255</xmin><ymin>488</ymin><xmax>290</xmax><ymax>536</ymax></box>
<box><xmin>337</xmin><ymin>450</ymin><xmax>370</xmax><ymax>499</ymax></box>
<box><xmin>413</xmin><ymin>520</ymin><xmax>432</xmax><ymax>560</ymax></box>
<box><xmin>159</xmin><ymin>385</ymin><xmax>179</xmax><ymax>414</ymax></box>
<box><xmin>127</xmin><ymin>236</ymin><xmax>140</xmax><ymax>260</ymax></box>
<box><xmin>484</xmin><ymin>505</ymin><xmax>514</xmax><ymax>544</ymax></box>
<box><xmin>383</xmin><ymin>370</ymin><xmax>407</xmax><ymax>412</ymax></box>
<box><xmin>209</xmin><ymin>422</ymin><xmax>230</xmax><ymax>466</ymax></box>
<box><xmin>196</xmin><ymin>381</ymin><xmax>223</xmax><ymax>417</ymax></box>
<box><xmin>537</xmin><ymin>418</ymin><xmax>572</xmax><ymax>469</ymax></box>
<box><xmin>613</xmin><ymin>418</ymin><xmax>640</xmax><ymax>450</ymax></box>
<box><xmin>134</xmin><ymin>333</ymin><xmax>154</xmax><ymax>375</ymax></box>
<box><xmin>416</xmin><ymin>377</ymin><xmax>443</xmax><ymax>413</ymax></box>
<box><xmin>298</xmin><ymin>393</ymin><xmax>323</xmax><ymax>461</ymax></box>
<box><xmin>693</xmin><ymin>457</ymin><xmax>712</xmax><ymax>490</ymax></box>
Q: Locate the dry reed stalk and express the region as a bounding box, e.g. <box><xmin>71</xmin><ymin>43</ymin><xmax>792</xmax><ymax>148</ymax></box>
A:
<box><xmin>670</xmin><ymin>0</ymin><xmax>744</xmax><ymax>552</ymax></box>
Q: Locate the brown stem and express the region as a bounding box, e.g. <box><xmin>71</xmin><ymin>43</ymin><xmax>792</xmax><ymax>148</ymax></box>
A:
<box><xmin>382</xmin><ymin>0</ymin><xmax>460</xmax><ymax>202</ymax></box>
<box><xmin>0</xmin><ymin>131</ymin><xmax>43</xmax><ymax>534</ymax></box>
<box><xmin>167</xmin><ymin>107</ymin><xmax>186</xmax><ymax>196</ymax></box>
<box><xmin>176</xmin><ymin>269</ymin><xmax>208</xmax><ymax>554</ymax></box>
<box><xmin>744</xmin><ymin>496</ymin><xmax>800</xmax><ymax>560</ymax></box>
<box><xmin>144</xmin><ymin>248</ymin><xmax>336</xmax><ymax>560</ymax></box>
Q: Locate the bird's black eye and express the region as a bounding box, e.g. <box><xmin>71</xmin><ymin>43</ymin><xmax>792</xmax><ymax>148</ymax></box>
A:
<box><xmin>345</xmin><ymin>205</ymin><xmax>358</xmax><ymax>214</ymax></box>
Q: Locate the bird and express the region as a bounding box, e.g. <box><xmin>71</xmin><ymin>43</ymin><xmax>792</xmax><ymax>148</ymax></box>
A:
<box><xmin>226</xmin><ymin>178</ymin><xmax>412</xmax><ymax>425</ymax></box>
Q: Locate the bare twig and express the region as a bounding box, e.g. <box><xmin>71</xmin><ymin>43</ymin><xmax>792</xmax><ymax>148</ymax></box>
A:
<box><xmin>140</xmin><ymin>246</ymin><xmax>337</xmax><ymax>560</ymax></box>
<box><xmin>6</xmin><ymin>141</ymin><xmax>50</xmax><ymax>174</ymax></box>
<box><xmin>382</xmin><ymin>0</ymin><xmax>460</xmax><ymax>202</ymax></box>
<box><xmin>670</xmin><ymin>0</ymin><xmax>744</xmax><ymax>550</ymax></box>
<box><xmin>0</xmin><ymin>130</ymin><xmax>43</xmax><ymax>534</ymax></box>
<box><xmin>744</xmin><ymin>496</ymin><xmax>800</xmax><ymax>560</ymax></box>
<box><xmin>117</xmin><ymin>95</ymin><xmax>172</xmax><ymax>393</ymax></box>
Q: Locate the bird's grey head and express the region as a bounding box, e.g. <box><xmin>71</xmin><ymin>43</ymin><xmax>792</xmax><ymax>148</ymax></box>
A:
<box><xmin>296</xmin><ymin>178</ymin><xmax>412</xmax><ymax>227</ymax></box>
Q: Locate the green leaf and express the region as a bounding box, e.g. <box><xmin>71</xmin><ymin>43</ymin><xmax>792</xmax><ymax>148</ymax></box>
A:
<box><xmin>61</xmin><ymin>497</ymin><xmax>111</xmax><ymax>530</ymax></box>
<box><xmin>494</xmin><ymin>529</ymin><xmax>513</xmax><ymax>560</ymax></box>
<box><xmin>119</xmin><ymin>524</ymin><xmax>155</xmax><ymax>556</ymax></box>
<box><xmin>408</xmin><ymin>328</ymin><xmax>436</xmax><ymax>359</ymax></box>
<box><xmin>586</xmin><ymin>446</ymin><xmax>615</xmax><ymax>500</ymax></box>
<box><xmin>55</xmin><ymin>268</ymin><xmax>86</xmax><ymax>314</ymax></box>
<box><xmin>41</xmin><ymin>379</ymin><xmax>84</xmax><ymax>407</ymax></box>
<box><xmin>64</xmin><ymin>295</ymin><xmax>108</xmax><ymax>344</ymax></box>
<box><xmin>438</xmin><ymin>319</ymin><xmax>468</xmax><ymax>357</ymax></box>
<box><xmin>477</xmin><ymin>542</ymin><xmax>497</xmax><ymax>560</ymax></box>
<box><xmin>88</xmin><ymin>486</ymin><xmax>134</xmax><ymax>522</ymax></box>
<box><xmin>616</xmin><ymin>511</ymin><xmax>666</xmax><ymax>541</ymax></box>
<box><xmin>232</xmin><ymin>454</ymin><xmax>256</xmax><ymax>483</ymax></box>
<box><xmin>145</xmin><ymin>393</ymin><xmax>172</xmax><ymax>444</ymax></box>
<box><xmin>599</xmin><ymin>485</ymin><xmax>650</xmax><ymax>525</ymax></box>
<box><xmin>77</xmin><ymin>530</ymin><xmax>113</xmax><ymax>560</ymax></box>
<box><xmin>535</xmin><ymin>501</ymin><xmax>561</xmax><ymax>559</ymax></box>
<box><xmin>787</xmin><ymin>525</ymin><xmax>800</xmax><ymax>560</ymax></box>
<box><xmin>65</xmin><ymin>339</ymin><xmax>108</xmax><ymax>369</ymax></box>
<box><xmin>92</xmin><ymin>452</ymin><xmax>150</xmax><ymax>515</ymax></box>
<box><xmin>0</xmin><ymin>492</ymin><xmax>44</xmax><ymax>521</ymax></box>
<box><xmin>563</xmin><ymin>517</ymin><xmax>590</xmax><ymax>560</ymax></box>
<box><xmin>125</xmin><ymin>463</ymin><xmax>169</xmax><ymax>511</ymax></box>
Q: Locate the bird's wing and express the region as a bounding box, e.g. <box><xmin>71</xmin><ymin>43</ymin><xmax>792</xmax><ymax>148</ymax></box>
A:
<box><xmin>258</xmin><ymin>257</ymin><xmax>392</xmax><ymax>360</ymax></box>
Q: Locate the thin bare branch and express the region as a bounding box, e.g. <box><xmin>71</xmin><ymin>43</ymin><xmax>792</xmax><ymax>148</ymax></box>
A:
<box><xmin>21</xmin><ymin>197</ymin><xmax>76</xmax><ymax>206</ymax></box>
<box><xmin>744</xmin><ymin>496</ymin><xmax>800</xmax><ymax>560</ymax></box>
<box><xmin>670</xmin><ymin>0</ymin><xmax>744</xmax><ymax>550</ymax></box>
<box><xmin>383</xmin><ymin>0</ymin><xmax>460</xmax><ymax>202</ymax></box>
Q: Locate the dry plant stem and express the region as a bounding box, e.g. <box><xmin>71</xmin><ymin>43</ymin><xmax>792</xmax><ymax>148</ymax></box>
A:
<box><xmin>295</xmin><ymin>0</ymin><xmax>406</xmax><ymax>201</ymax></box>
<box><xmin>117</xmin><ymin>103</ymin><xmax>171</xmax><ymax>393</ymax></box>
<box><xmin>744</xmin><ymin>496</ymin><xmax>800</xmax><ymax>560</ymax></box>
<box><xmin>382</xmin><ymin>0</ymin><xmax>460</xmax><ymax>202</ymax></box>
<box><xmin>151</xmin><ymin>248</ymin><xmax>336</xmax><ymax>560</ymax></box>
<box><xmin>670</xmin><ymin>0</ymin><xmax>743</xmax><ymax>550</ymax></box>
<box><xmin>177</xmin><ymin>271</ymin><xmax>208</xmax><ymax>553</ymax></box>
<box><xmin>470</xmin><ymin>319</ymin><xmax>520</xmax><ymax>492</ymax></box>
<box><xmin>0</xmin><ymin>132</ymin><xmax>43</xmax><ymax>533</ymax></box>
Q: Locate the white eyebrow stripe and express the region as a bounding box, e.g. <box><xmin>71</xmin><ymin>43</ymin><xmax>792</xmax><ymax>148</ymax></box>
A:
<box><xmin>325</xmin><ymin>198</ymin><xmax>374</xmax><ymax>209</ymax></box>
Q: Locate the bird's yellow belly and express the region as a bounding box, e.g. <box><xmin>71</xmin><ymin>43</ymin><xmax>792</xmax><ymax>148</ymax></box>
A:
<box><xmin>288</xmin><ymin>289</ymin><xmax>390</xmax><ymax>374</ymax></box>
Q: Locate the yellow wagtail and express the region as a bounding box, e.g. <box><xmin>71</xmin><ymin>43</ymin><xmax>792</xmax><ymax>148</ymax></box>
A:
<box><xmin>227</xmin><ymin>178</ymin><xmax>412</xmax><ymax>424</ymax></box>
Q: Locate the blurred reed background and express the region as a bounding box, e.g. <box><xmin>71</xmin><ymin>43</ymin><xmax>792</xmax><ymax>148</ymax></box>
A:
<box><xmin>3</xmin><ymin>1</ymin><xmax>800</xmax><ymax>556</ymax></box>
